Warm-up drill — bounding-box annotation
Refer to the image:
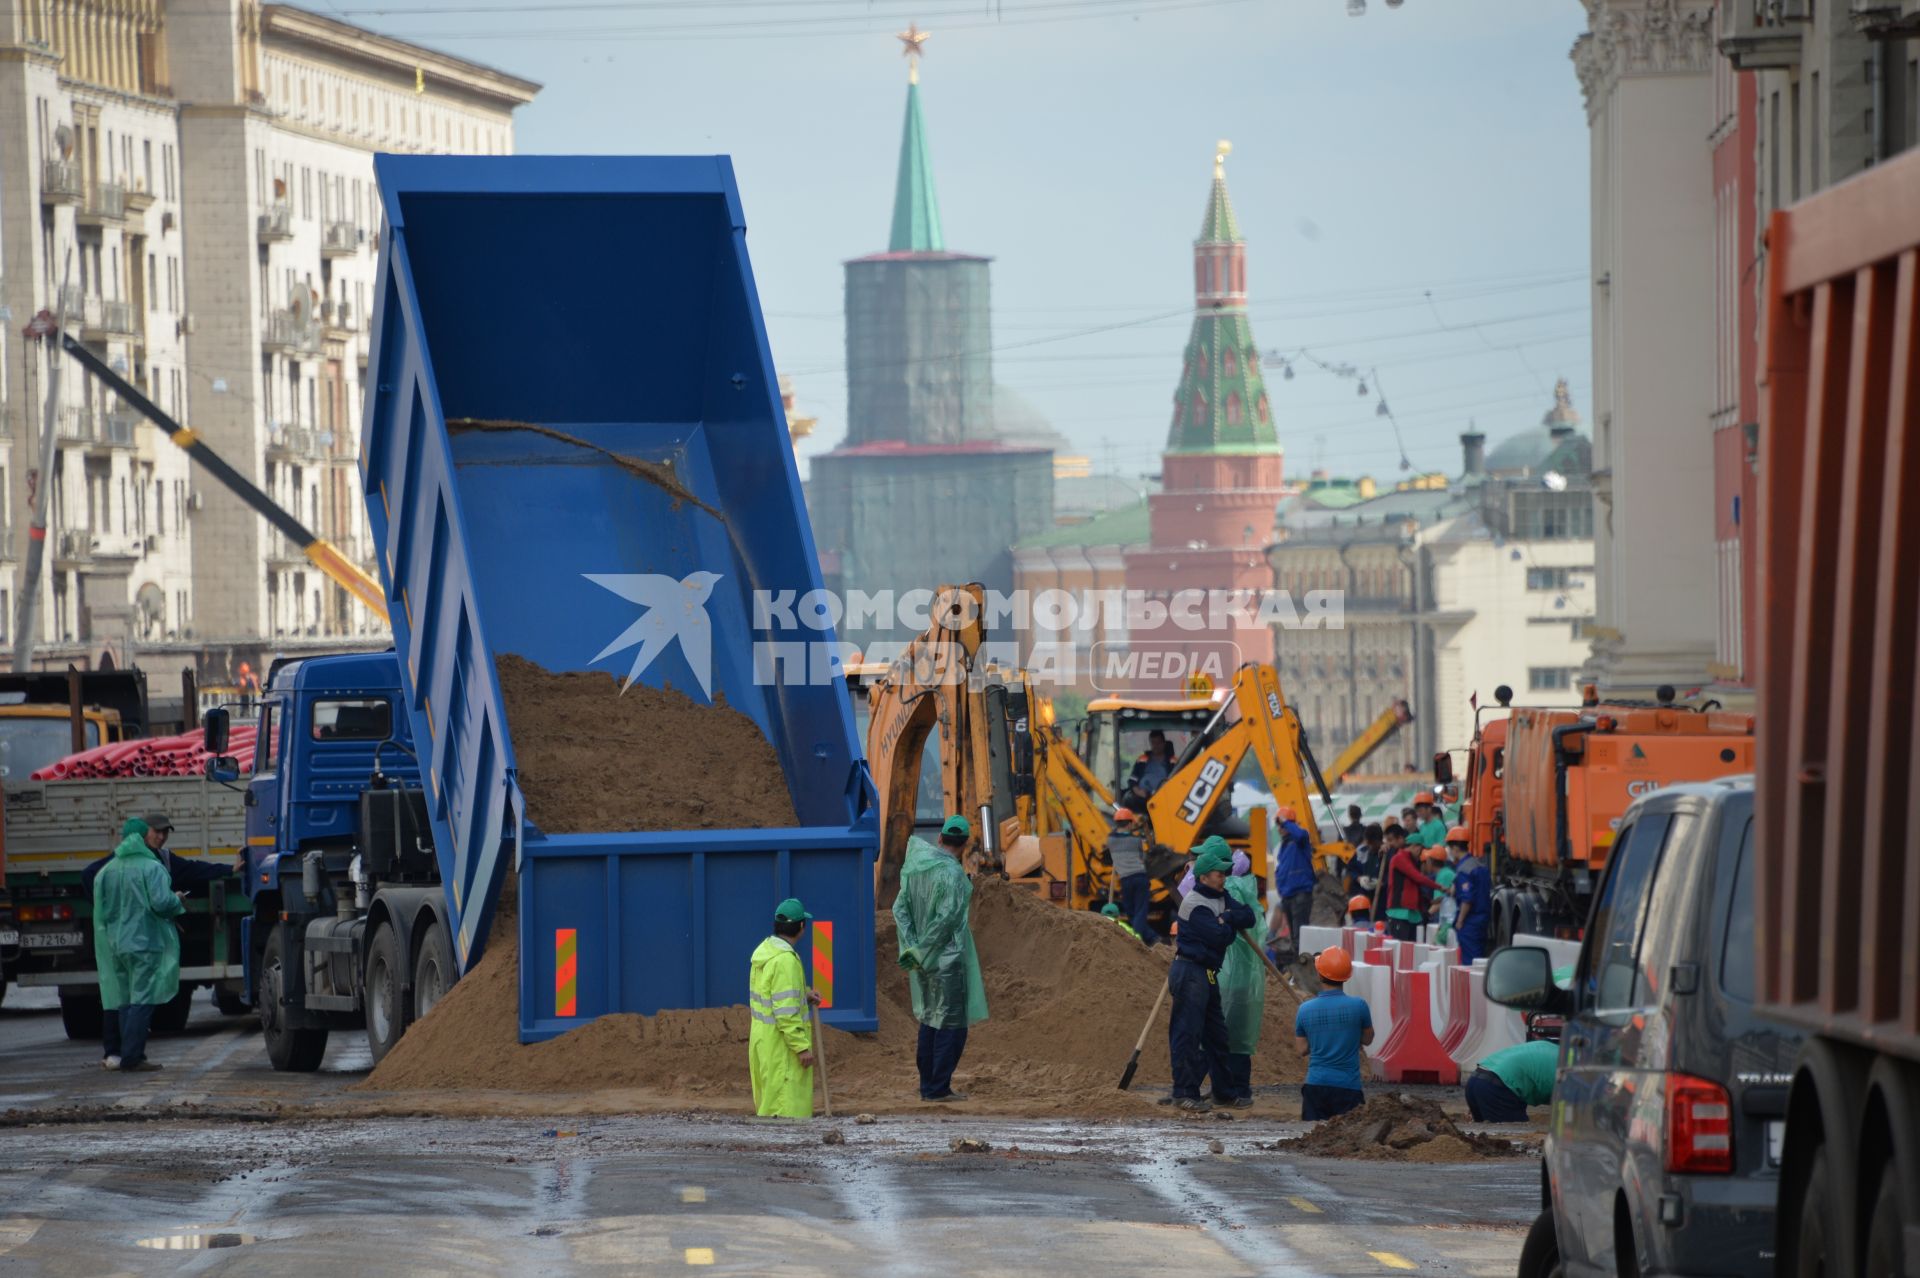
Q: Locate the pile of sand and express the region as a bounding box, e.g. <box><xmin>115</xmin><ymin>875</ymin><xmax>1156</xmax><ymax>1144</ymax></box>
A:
<box><xmin>363</xmin><ymin>876</ymin><xmax>1309</xmax><ymax>1116</ymax></box>
<box><xmin>495</xmin><ymin>654</ymin><xmax>797</xmax><ymax>834</ymax></box>
<box><xmin>1277</xmin><ymin>1094</ymin><xmax>1525</xmax><ymax>1162</ymax></box>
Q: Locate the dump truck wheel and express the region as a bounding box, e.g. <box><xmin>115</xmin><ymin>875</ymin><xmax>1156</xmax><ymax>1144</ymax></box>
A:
<box><xmin>261</xmin><ymin>923</ymin><xmax>328</xmax><ymax>1072</ymax></box>
<box><xmin>364</xmin><ymin>922</ymin><xmax>408</xmax><ymax>1064</ymax></box>
<box><xmin>1518</xmin><ymin>1208</ymin><xmax>1562</xmax><ymax>1278</ymax></box>
<box><xmin>413</xmin><ymin>920</ymin><xmax>454</xmax><ymax>1023</ymax></box>
<box><xmin>58</xmin><ymin>988</ymin><xmax>103</xmax><ymax>1040</ymax></box>
<box><xmin>213</xmin><ymin>985</ymin><xmax>248</xmax><ymax>1016</ymax></box>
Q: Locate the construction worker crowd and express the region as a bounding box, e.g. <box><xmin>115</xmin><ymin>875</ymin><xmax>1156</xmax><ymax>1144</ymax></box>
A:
<box><xmin>744</xmin><ymin>793</ymin><xmax>1525</xmax><ymax>1124</ymax></box>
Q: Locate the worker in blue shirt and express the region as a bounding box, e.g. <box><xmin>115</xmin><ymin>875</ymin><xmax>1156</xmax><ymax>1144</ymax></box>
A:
<box><xmin>1448</xmin><ymin>825</ymin><xmax>1492</xmax><ymax>963</ymax></box>
<box><xmin>1164</xmin><ymin>837</ymin><xmax>1258</xmax><ymax>1114</ymax></box>
<box><xmin>1293</xmin><ymin>946</ymin><xmax>1375</xmax><ymax>1120</ymax></box>
<box><xmin>1272</xmin><ymin>805</ymin><xmax>1317</xmax><ymax>964</ymax></box>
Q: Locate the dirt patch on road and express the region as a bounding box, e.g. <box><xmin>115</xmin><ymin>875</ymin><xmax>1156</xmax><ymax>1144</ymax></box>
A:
<box><xmin>1276</xmin><ymin>1094</ymin><xmax>1526</xmax><ymax>1160</ymax></box>
<box><xmin>494</xmin><ymin>653</ymin><xmax>797</xmax><ymax>835</ymax></box>
<box><xmin>363</xmin><ymin>875</ymin><xmax>1308</xmax><ymax>1117</ymax></box>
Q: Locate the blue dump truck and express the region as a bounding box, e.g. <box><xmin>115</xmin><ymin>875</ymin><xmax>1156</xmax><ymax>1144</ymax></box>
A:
<box><xmin>212</xmin><ymin>155</ymin><xmax>878</xmax><ymax>1069</ymax></box>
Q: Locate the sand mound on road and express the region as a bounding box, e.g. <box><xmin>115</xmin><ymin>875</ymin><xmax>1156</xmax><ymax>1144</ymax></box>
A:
<box><xmin>363</xmin><ymin>876</ymin><xmax>1307</xmax><ymax>1116</ymax></box>
<box><xmin>1277</xmin><ymin>1094</ymin><xmax>1525</xmax><ymax>1161</ymax></box>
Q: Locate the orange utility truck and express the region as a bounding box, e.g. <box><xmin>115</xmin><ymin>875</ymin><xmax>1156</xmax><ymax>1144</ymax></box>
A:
<box><xmin>1445</xmin><ymin>684</ymin><xmax>1753</xmax><ymax>945</ymax></box>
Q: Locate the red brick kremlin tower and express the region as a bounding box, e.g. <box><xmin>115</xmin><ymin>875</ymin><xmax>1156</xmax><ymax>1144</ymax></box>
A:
<box><xmin>1123</xmin><ymin>142</ymin><xmax>1285</xmax><ymax>687</ymax></box>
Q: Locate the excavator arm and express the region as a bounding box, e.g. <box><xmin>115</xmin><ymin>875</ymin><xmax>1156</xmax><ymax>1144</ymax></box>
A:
<box><xmin>1147</xmin><ymin>663</ymin><xmax>1352</xmax><ymax>872</ymax></box>
<box><xmin>866</xmin><ymin>584</ymin><xmax>1002</xmax><ymax>904</ymax></box>
<box><xmin>1327</xmin><ymin>699</ymin><xmax>1414</xmax><ymax>782</ymax></box>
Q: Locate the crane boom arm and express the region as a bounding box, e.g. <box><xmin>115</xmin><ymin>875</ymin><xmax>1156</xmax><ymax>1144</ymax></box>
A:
<box><xmin>56</xmin><ymin>331</ymin><xmax>389</xmax><ymax>622</ymax></box>
<box><xmin>1327</xmin><ymin>698</ymin><xmax>1414</xmax><ymax>781</ymax></box>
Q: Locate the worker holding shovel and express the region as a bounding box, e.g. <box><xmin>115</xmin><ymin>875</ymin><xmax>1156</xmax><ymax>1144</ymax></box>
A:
<box><xmin>1164</xmin><ymin>837</ymin><xmax>1258</xmax><ymax>1114</ymax></box>
<box><xmin>747</xmin><ymin>898</ymin><xmax>822</xmax><ymax>1119</ymax></box>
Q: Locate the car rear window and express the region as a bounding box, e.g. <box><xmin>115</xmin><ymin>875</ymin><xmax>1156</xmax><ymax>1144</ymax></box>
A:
<box><xmin>1718</xmin><ymin>816</ymin><xmax>1756</xmax><ymax>1003</ymax></box>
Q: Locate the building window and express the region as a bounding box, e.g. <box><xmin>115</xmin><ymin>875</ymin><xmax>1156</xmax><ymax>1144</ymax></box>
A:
<box><xmin>1529</xmin><ymin>667</ymin><xmax>1575</xmax><ymax>692</ymax></box>
<box><xmin>1526</xmin><ymin>566</ymin><xmax>1572</xmax><ymax>591</ymax></box>
<box><xmin>1256</xmin><ymin>393</ymin><xmax>1270</xmax><ymax>423</ymax></box>
<box><xmin>1223</xmin><ymin>346</ymin><xmax>1236</xmax><ymax>378</ymax></box>
<box><xmin>1225</xmin><ymin>392</ymin><xmax>1242</xmax><ymax>426</ymax></box>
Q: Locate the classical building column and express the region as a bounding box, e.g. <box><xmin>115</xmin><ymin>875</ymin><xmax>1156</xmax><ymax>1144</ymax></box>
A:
<box><xmin>1571</xmin><ymin>0</ymin><xmax>1721</xmax><ymax>694</ymax></box>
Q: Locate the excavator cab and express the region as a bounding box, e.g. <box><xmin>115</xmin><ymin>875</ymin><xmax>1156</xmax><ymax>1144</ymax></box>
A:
<box><xmin>1077</xmin><ymin>695</ymin><xmax>1220</xmax><ymax>805</ymax></box>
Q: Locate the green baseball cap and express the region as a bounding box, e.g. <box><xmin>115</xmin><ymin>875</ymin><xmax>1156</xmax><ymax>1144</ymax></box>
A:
<box><xmin>1193</xmin><ymin>850</ymin><xmax>1234</xmax><ymax>877</ymax></box>
<box><xmin>1100</xmin><ymin>902</ymin><xmax>1122</xmax><ymax>918</ymax></box>
<box><xmin>940</xmin><ymin>814</ymin><xmax>972</xmax><ymax>840</ymax></box>
<box><xmin>774</xmin><ymin>897</ymin><xmax>812</xmax><ymax>923</ymax></box>
<box><xmin>1193</xmin><ymin>835</ymin><xmax>1232</xmax><ymax>861</ymax></box>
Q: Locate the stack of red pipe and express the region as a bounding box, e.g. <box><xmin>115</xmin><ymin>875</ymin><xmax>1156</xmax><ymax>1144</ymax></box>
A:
<box><xmin>31</xmin><ymin>725</ymin><xmax>259</xmax><ymax>781</ymax></box>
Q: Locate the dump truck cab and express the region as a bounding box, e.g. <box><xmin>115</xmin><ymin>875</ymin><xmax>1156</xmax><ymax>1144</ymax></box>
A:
<box><xmin>227</xmin><ymin>649</ymin><xmax>436</xmax><ymax>1071</ymax></box>
<box><xmin>0</xmin><ymin>704</ymin><xmax>124</xmax><ymax>781</ymax></box>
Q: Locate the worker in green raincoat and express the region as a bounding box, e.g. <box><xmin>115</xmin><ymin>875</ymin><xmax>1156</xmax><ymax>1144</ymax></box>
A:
<box><xmin>893</xmin><ymin>815</ymin><xmax>987</xmax><ymax>1102</ymax></box>
<box><xmin>1212</xmin><ymin>848</ymin><xmax>1266</xmax><ymax>1108</ymax></box>
<box><xmin>92</xmin><ymin>817</ymin><xmax>184</xmax><ymax>1072</ymax></box>
<box><xmin>748</xmin><ymin>898</ymin><xmax>822</xmax><ymax>1119</ymax></box>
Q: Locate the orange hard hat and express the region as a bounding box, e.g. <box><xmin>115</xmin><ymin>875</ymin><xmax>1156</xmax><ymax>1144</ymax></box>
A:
<box><xmin>1113</xmin><ymin>807</ymin><xmax>1136</xmax><ymax>824</ymax></box>
<box><xmin>1347</xmin><ymin>894</ymin><xmax>1372</xmax><ymax>914</ymax></box>
<box><xmin>1421</xmin><ymin>844</ymin><xmax>1447</xmax><ymax>861</ymax></box>
<box><xmin>1447</xmin><ymin>825</ymin><xmax>1469</xmax><ymax>844</ymax></box>
<box><xmin>1315</xmin><ymin>947</ymin><xmax>1354</xmax><ymax>983</ymax></box>
<box><xmin>1413</xmin><ymin>790</ymin><xmax>1435</xmax><ymax>806</ymax></box>
<box><xmin>1372</xmin><ymin>921</ymin><xmax>1387</xmax><ymax>933</ymax></box>
<box><xmin>1276</xmin><ymin>805</ymin><xmax>1297</xmax><ymax>822</ymax></box>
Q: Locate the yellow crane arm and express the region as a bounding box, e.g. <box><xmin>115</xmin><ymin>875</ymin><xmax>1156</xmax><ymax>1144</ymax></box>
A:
<box><xmin>1327</xmin><ymin>698</ymin><xmax>1413</xmax><ymax>782</ymax></box>
<box><xmin>305</xmin><ymin>539</ymin><xmax>391</xmax><ymax>622</ymax></box>
<box><xmin>1147</xmin><ymin>663</ymin><xmax>1353</xmax><ymax>872</ymax></box>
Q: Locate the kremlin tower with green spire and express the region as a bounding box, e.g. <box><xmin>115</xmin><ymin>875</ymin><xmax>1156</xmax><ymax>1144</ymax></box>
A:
<box><xmin>807</xmin><ymin>28</ymin><xmax>1055</xmax><ymax>646</ymax></box>
<box><xmin>1124</xmin><ymin>142</ymin><xmax>1286</xmax><ymax>681</ymax></box>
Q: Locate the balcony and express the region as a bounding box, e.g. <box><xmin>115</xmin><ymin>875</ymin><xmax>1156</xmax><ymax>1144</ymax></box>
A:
<box><xmin>257</xmin><ymin>201</ymin><xmax>294</xmax><ymax>243</ymax></box>
<box><xmin>54</xmin><ymin>531</ymin><xmax>92</xmax><ymax>565</ymax></box>
<box><xmin>76</xmin><ymin>181</ymin><xmax>126</xmax><ymax>227</ymax></box>
<box><xmin>123</xmin><ymin>182</ymin><xmax>156</xmax><ymax>213</ymax></box>
<box><xmin>41</xmin><ymin>159</ymin><xmax>83</xmax><ymax>205</ymax></box>
<box><xmin>84</xmin><ymin>298</ymin><xmax>138</xmax><ymax>340</ymax></box>
<box><xmin>1719</xmin><ymin>0</ymin><xmax>1806</xmax><ymax>69</ymax></box>
<box><xmin>60</xmin><ymin>408</ymin><xmax>138</xmax><ymax>450</ymax></box>
<box><xmin>321</xmin><ymin>221</ymin><xmax>359</xmax><ymax>258</ymax></box>
<box><xmin>266</xmin><ymin>425</ymin><xmax>327</xmax><ymax>460</ymax></box>
<box><xmin>54</xmin><ymin>283</ymin><xmax>88</xmax><ymax>322</ymax></box>
<box><xmin>262</xmin><ymin>308</ymin><xmax>319</xmax><ymax>355</ymax></box>
<box><xmin>320</xmin><ymin>299</ymin><xmax>355</xmax><ymax>334</ymax></box>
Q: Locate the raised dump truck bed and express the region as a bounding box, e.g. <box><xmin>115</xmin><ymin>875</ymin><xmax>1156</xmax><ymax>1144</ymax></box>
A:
<box><xmin>362</xmin><ymin>155</ymin><xmax>877</xmax><ymax>1040</ymax></box>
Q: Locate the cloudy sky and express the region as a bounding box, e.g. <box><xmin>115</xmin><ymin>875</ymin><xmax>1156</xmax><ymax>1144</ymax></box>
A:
<box><xmin>337</xmin><ymin>0</ymin><xmax>1593</xmax><ymax>483</ymax></box>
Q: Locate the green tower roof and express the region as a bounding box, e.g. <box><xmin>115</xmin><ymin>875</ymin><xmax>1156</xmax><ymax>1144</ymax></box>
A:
<box><xmin>1167</xmin><ymin>145</ymin><xmax>1275</xmax><ymax>455</ymax></box>
<box><xmin>888</xmin><ymin>80</ymin><xmax>945</xmax><ymax>252</ymax></box>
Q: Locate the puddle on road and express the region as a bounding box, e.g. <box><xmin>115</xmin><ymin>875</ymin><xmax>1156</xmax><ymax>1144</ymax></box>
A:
<box><xmin>135</xmin><ymin>1232</ymin><xmax>257</xmax><ymax>1250</ymax></box>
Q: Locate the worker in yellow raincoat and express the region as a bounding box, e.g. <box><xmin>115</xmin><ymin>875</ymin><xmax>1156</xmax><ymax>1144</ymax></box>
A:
<box><xmin>748</xmin><ymin>898</ymin><xmax>820</xmax><ymax>1118</ymax></box>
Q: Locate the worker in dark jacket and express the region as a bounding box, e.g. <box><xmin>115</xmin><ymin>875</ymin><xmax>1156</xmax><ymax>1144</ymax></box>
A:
<box><xmin>1164</xmin><ymin>837</ymin><xmax>1258</xmax><ymax>1113</ymax></box>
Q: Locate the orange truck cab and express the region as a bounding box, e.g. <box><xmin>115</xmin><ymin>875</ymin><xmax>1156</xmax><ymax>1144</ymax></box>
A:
<box><xmin>1448</xmin><ymin>683</ymin><xmax>1753</xmax><ymax>944</ymax></box>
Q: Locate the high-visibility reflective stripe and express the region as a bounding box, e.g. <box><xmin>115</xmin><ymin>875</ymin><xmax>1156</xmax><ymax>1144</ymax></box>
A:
<box><xmin>812</xmin><ymin>920</ymin><xmax>834</xmax><ymax>1009</ymax></box>
<box><xmin>750</xmin><ymin>1010</ymin><xmax>781</xmax><ymax>1026</ymax></box>
<box><xmin>757</xmin><ymin>989</ymin><xmax>805</xmax><ymax>1003</ymax></box>
<box><xmin>555</xmin><ymin>928</ymin><xmax>577</xmax><ymax>1017</ymax></box>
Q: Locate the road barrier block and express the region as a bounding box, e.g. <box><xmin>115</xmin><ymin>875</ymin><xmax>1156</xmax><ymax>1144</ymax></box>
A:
<box><xmin>1373</xmin><ymin>968</ymin><xmax>1459</xmax><ymax>1084</ymax></box>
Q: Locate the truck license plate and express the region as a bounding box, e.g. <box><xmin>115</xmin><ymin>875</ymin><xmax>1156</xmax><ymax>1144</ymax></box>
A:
<box><xmin>1766</xmin><ymin>1121</ymin><xmax>1785</xmax><ymax>1167</ymax></box>
<box><xmin>19</xmin><ymin>931</ymin><xmax>83</xmax><ymax>949</ymax></box>
<box><xmin>0</xmin><ymin>929</ymin><xmax>17</xmax><ymax>946</ymax></box>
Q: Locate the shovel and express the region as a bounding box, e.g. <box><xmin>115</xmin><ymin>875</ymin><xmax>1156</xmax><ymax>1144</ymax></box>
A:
<box><xmin>810</xmin><ymin>1003</ymin><xmax>833</xmax><ymax>1118</ymax></box>
<box><xmin>1118</xmin><ymin>979</ymin><xmax>1171</xmax><ymax>1090</ymax></box>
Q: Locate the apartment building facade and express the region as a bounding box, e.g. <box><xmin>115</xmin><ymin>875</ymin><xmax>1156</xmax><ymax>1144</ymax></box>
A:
<box><xmin>0</xmin><ymin>1</ymin><xmax>536</xmax><ymax>680</ymax></box>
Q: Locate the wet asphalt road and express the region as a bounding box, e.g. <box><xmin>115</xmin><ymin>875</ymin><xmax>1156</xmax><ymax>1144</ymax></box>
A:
<box><xmin>0</xmin><ymin>989</ymin><xmax>1538</xmax><ymax>1277</ymax></box>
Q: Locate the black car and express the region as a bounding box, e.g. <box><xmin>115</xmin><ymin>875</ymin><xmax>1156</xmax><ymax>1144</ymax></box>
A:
<box><xmin>1485</xmin><ymin>778</ymin><xmax>1801</xmax><ymax>1278</ymax></box>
